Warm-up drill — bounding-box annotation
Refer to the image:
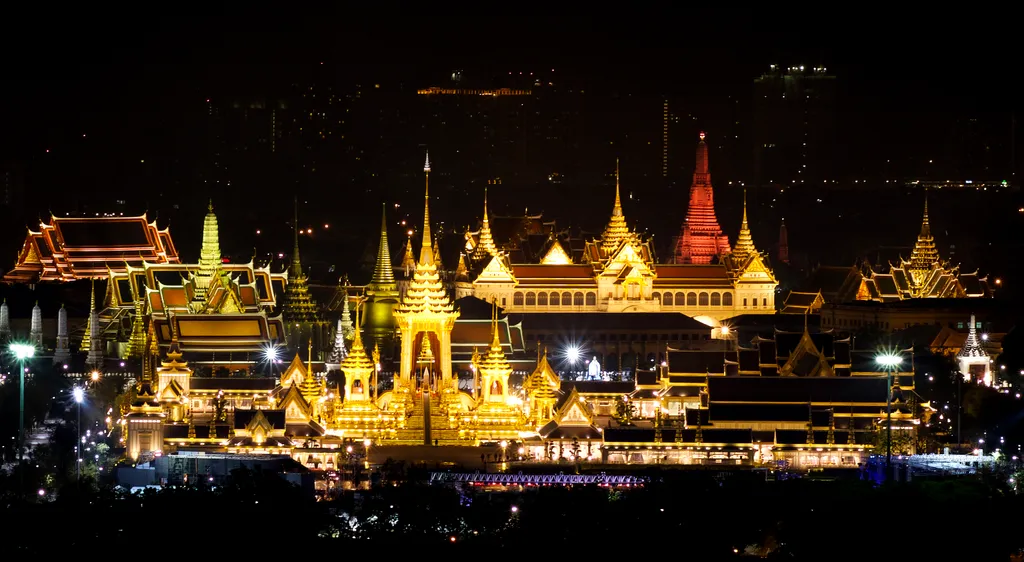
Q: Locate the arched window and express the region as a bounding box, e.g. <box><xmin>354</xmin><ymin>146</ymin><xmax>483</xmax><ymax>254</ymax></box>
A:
<box><xmin>661</xmin><ymin>292</ymin><xmax>672</xmax><ymax>305</ymax></box>
<box><xmin>513</xmin><ymin>292</ymin><xmax>524</xmax><ymax>306</ymax></box>
<box><xmin>573</xmin><ymin>292</ymin><xmax>584</xmax><ymax>306</ymax></box>
<box><xmin>562</xmin><ymin>292</ymin><xmax>572</xmax><ymax>306</ymax></box>
<box><xmin>687</xmin><ymin>292</ymin><xmax>697</xmax><ymax>306</ymax></box>
<box><xmin>549</xmin><ymin>292</ymin><xmax>559</xmax><ymax>306</ymax></box>
<box><xmin>585</xmin><ymin>292</ymin><xmax>596</xmax><ymax>306</ymax></box>
<box><xmin>653</xmin><ymin>292</ymin><xmax>662</xmax><ymax>304</ymax></box>
<box><xmin>723</xmin><ymin>292</ymin><xmax>733</xmax><ymax>306</ymax></box>
<box><xmin>525</xmin><ymin>292</ymin><xmax>536</xmax><ymax>306</ymax></box>
<box><xmin>538</xmin><ymin>292</ymin><xmax>548</xmax><ymax>306</ymax></box>
<box><xmin>698</xmin><ymin>292</ymin><xmax>709</xmax><ymax>306</ymax></box>
<box><xmin>710</xmin><ymin>292</ymin><xmax>721</xmax><ymax>306</ymax></box>
<box><xmin>675</xmin><ymin>292</ymin><xmax>685</xmax><ymax>306</ymax></box>
<box><xmin>490</xmin><ymin>380</ymin><xmax>502</xmax><ymax>395</ymax></box>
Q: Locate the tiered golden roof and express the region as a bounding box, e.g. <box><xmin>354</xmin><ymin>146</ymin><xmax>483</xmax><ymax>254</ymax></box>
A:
<box><xmin>731</xmin><ymin>190</ymin><xmax>757</xmax><ymax>263</ymax></box>
<box><xmin>523</xmin><ymin>348</ymin><xmax>561</xmax><ymax>428</ymax></box>
<box><xmin>600</xmin><ymin>159</ymin><xmax>631</xmax><ymax>253</ymax></box>
<box><xmin>393</xmin><ymin>154</ymin><xmax>456</xmax><ymax>318</ymax></box>
<box><xmin>907</xmin><ymin>196</ymin><xmax>940</xmax><ymax>284</ymax></box>
<box><xmin>339</xmin><ymin>304</ymin><xmax>375</xmax><ymax>378</ymax></box>
<box><xmin>297</xmin><ymin>344</ymin><xmax>323</xmax><ymax>403</ymax></box>
<box><xmin>188</xmin><ymin>201</ymin><xmax>241</xmax><ymax>313</ymax></box>
<box><xmin>281</xmin><ymin>198</ymin><xmax>322</xmax><ymax>323</ymax></box>
<box><xmin>472</xmin><ymin>188</ymin><xmax>498</xmax><ymax>262</ymax></box>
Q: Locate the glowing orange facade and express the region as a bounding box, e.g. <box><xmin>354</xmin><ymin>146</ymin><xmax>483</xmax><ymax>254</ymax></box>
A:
<box><xmin>674</xmin><ymin>132</ymin><xmax>731</xmax><ymax>264</ymax></box>
<box><xmin>4</xmin><ymin>215</ymin><xmax>180</xmax><ymax>283</ymax></box>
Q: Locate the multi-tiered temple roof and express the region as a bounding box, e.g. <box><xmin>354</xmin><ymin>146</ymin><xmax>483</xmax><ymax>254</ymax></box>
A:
<box><xmin>858</xmin><ymin>197</ymin><xmax>989</xmax><ymax>300</ymax></box>
<box><xmin>393</xmin><ymin>154</ymin><xmax>458</xmax><ymax>320</ymax></box>
<box><xmin>281</xmin><ymin>199</ymin><xmax>322</xmax><ymax>324</ymax></box>
<box><xmin>674</xmin><ymin>132</ymin><xmax>732</xmax><ymax>264</ymax></box>
<box><xmin>4</xmin><ymin>214</ymin><xmax>180</xmax><ymax>283</ymax></box>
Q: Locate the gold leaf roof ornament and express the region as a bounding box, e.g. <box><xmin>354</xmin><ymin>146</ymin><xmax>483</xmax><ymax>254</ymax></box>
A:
<box><xmin>600</xmin><ymin>159</ymin><xmax>630</xmax><ymax>253</ymax></box>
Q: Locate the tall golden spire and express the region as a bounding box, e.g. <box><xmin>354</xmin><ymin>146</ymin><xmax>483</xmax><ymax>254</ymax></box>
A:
<box><xmin>907</xmin><ymin>193</ymin><xmax>940</xmax><ymax>285</ymax></box>
<box><xmin>472</xmin><ymin>187</ymin><xmax>498</xmax><ymax>261</ymax></box>
<box><xmin>199</xmin><ymin>200</ymin><xmax>222</xmax><ymax>273</ymax></box>
<box><xmin>339</xmin><ymin>295</ymin><xmax>374</xmax><ymax>402</ymax></box>
<box><xmin>419</xmin><ymin>151</ymin><xmax>433</xmax><ymax>266</ymax></box>
<box><xmin>282</xmin><ymin>197</ymin><xmax>322</xmax><ymax>323</ymax></box>
<box><xmin>290</xmin><ymin>196</ymin><xmax>303</xmax><ymax>278</ymax></box>
<box><xmin>368</xmin><ymin>204</ymin><xmax>396</xmax><ymax>290</ymax></box>
<box><xmin>80</xmin><ymin>278</ymin><xmax>96</xmax><ymax>352</ymax></box>
<box><xmin>126</xmin><ymin>297</ymin><xmax>147</xmax><ymax>359</ymax></box>
<box><xmin>732</xmin><ymin>189</ymin><xmax>757</xmax><ymax>262</ymax></box>
<box><xmin>401</xmin><ymin>235</ymin><xmax>415</xmax><ymax>277</ymax></box>
<box><xmin>601</xmin><ymin>158</ymin><xmax>630</xmax><ymax>252</ymax></box>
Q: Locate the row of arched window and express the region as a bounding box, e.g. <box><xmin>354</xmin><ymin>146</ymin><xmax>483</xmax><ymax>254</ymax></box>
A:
<box><xmin>653</xmin><ymin>291</ymin><xmax>733</xmax><ymax>307</ymax></box>
<box><xmin>513</xmin><ymin>291</ymin><xmax>598</xmax><ymax>307</ymax></box>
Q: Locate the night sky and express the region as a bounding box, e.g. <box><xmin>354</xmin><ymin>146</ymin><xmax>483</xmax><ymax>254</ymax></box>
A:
<box><xmin>2</xmin><ymin>14</ymin><xmax>1021</xmax><ymax>291</ymax></box>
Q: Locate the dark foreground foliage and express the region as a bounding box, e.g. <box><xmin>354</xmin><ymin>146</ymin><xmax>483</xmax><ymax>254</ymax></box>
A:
<box><xmin>3</xmin><ymin>468</ymin><xmax>1024</xmax><ymax>559</ymax></box>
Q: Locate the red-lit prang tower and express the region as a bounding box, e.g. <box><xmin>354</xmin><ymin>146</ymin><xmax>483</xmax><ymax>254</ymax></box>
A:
<box><xmin>673</xmin><ymin>132</ymin><xmax>731</xmax><ymax>264</ymax></box>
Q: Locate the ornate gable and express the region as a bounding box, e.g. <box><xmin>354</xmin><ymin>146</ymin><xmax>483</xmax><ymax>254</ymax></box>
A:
<box><xmin>540</xmin><ymin>239</ymin><xmax>572</xmax><ymax>265</ymax></box>
<box><xmin>475</xmin><ymin>255</ymin><xmax>516</xmax><ymax>284</ymax></box>
<box><xmin>779</xmin><ymin>331</ymin><xmax>834</xmax><ymax>377</ymax></box>
<box><xmin>555</xmin><ymin>387</ymin><xmax>594</xmax><ymax>427</ymax></box>
<box><xmin>600</xmin><ymin>240</ymin><xmax>653</xmax><ymax>279</ymax></box>
<box><xmin>736</xmin><ymin>253</ymin><xmax>775</xmax><ymax>283</ymax></box>
<box><xmin>280</xmin><ymin>354</ymin><xmax>308</xmax><ymax>388</ymax></box>
<box><xmin>277</xmin><ymin>384</ymin><xmax>311</xmax><ymax>423</ymax></box>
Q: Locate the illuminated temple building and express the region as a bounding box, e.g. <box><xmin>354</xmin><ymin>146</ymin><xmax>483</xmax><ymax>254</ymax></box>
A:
<box><xmin>521</xmin><ymin>327</ymin><xmax>926</xmax><ymax>468</ymax></box>
<box><xmin>124</xmin><ymin>157</ymin><xmax>534</xmax><ymax>466</ymax></box>
<box><xmin>673</xmin><ymin>132</ymin><xmax>731</xmax><ymax>264</ymax></box>
<box><xmin>106</xmin><ymin>202</ymin><xmax>287</xmax><ymax>367</ymax></box>
<box><xmin>4</xmin><ymin>214</ymin><xmax>180</xmax><ymax>284</ymax></box>
<box><xmin>456</xmin><ymin>158</ymin><xmax>777</xmax><ymax>322</ymax></box>
<box><xmin>785</xmin><ymin>196</ymin><xmax>990</xmax><ymax>315</ymax></box>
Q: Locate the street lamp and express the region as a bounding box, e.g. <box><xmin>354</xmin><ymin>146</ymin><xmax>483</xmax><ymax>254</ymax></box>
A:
<box><xmin>875</xmin><ymin>353</ymin><xmax>902</xmax><ymax>481</ymax></box>
<box><xmin>10</xmin><ymin>343</ymin><xmax>35</xmax><ymax>468</ymax></box>
<box><xmin>73</xmin><ymin>386</ymin><xmax>84</xmax><ymax>482</ymax></box>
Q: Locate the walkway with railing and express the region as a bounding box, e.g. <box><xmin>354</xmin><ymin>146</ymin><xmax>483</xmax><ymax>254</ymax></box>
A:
<box><xmin>428</xmin><ymin>472</ymin><xmax>647</xmax><ymax>487</ymax></box>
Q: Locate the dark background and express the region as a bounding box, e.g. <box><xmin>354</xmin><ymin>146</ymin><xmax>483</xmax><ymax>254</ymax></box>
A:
<box><xmin>2</xmin><ymin>14</ymin><xmax>1020</xmax><ymax>295</ymax></box>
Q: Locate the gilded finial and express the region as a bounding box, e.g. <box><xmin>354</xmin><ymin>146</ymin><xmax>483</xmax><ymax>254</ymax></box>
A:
<box><xmin>423</xmin><ymin>150</ymin><xmax>431</xmax><ymax>173</ymax></box>
<box><xmin>208</xmin><ymin>199</ymin><xmax>214</xmax><ymax>213</ymax></box>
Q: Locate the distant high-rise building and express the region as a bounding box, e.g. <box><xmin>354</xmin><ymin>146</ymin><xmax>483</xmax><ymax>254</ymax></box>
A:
<box><xmin>752</xmin><ymin>65</ymin><xmax>836</xmax><ymax>188</ymax></box>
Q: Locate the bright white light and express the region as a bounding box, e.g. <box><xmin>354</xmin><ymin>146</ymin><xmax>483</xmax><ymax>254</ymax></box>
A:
<box><xmin>72</xmin><ymin>387</ymin><xmax>85</xmax><ymax>404</ymax></box>
<box><xmin>720</xmin><ymin>325</ymin><xmax>730</xmax><ymax>335</ymax></box>
<box><xmin>510</xmin><ymin>506</ymin><xmax>519</xmax><ymax>513</ymax></box>
<box><xmin>37</xmin><ymin>489</ymin><xmax>45</xmax><ymax>497</ymax></box>
<box><xmin>981</xmin><ymin>333</ymin><xmax>989</xmax><ymax>341</ymax></box>
<box><xmin>10</xmin><ymin>343</ymin><xmax>35</xmax><ymax>360</ymax></box>
<box><xmin>262</xmin><ymin>344</ymin><xmax>279</xmax><ymax>363</ymax></box>
<box><xmin>565</xmin><ymin>345</ymin><xmax>581</xmax><ymax>365</ymax></box>
<box><xmin>875</xmin><ymin>354</ymin><xmax>902</xmax><ymax>368</ymax></box>
<box><xmin>90</xmin><ymin>371</ymin><xmax>100</xmax><ymax>381</ymax></box>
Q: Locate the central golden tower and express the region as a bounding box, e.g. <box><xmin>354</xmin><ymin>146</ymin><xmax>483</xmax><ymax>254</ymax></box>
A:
<box><xmin>391</xmin><ymin>152</ymin><xmax>461</xmax><ymax>395</ymax></box>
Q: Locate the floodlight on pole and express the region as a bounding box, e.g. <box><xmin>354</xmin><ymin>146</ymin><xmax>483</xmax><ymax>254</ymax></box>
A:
<box><xmin>10</xmin><ymin>342</ymin><xmax>35</xmax><ymax>487</ymax></box>
<box><xmin>72</xmin><ymin>386</ymin><xmax>84</xmax><ymax>482</ymax></box>
<box><xmin>875</xmin><ymin>352</ymin><xmax>903</xmax><ymax>482</ymax></box>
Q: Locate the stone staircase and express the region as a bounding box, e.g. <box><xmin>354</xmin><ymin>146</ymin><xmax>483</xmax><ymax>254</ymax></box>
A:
<box><xmin>392</xmin><ymin>393</ymin><xmax>468</xmax><ymax>446</ymax></box>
